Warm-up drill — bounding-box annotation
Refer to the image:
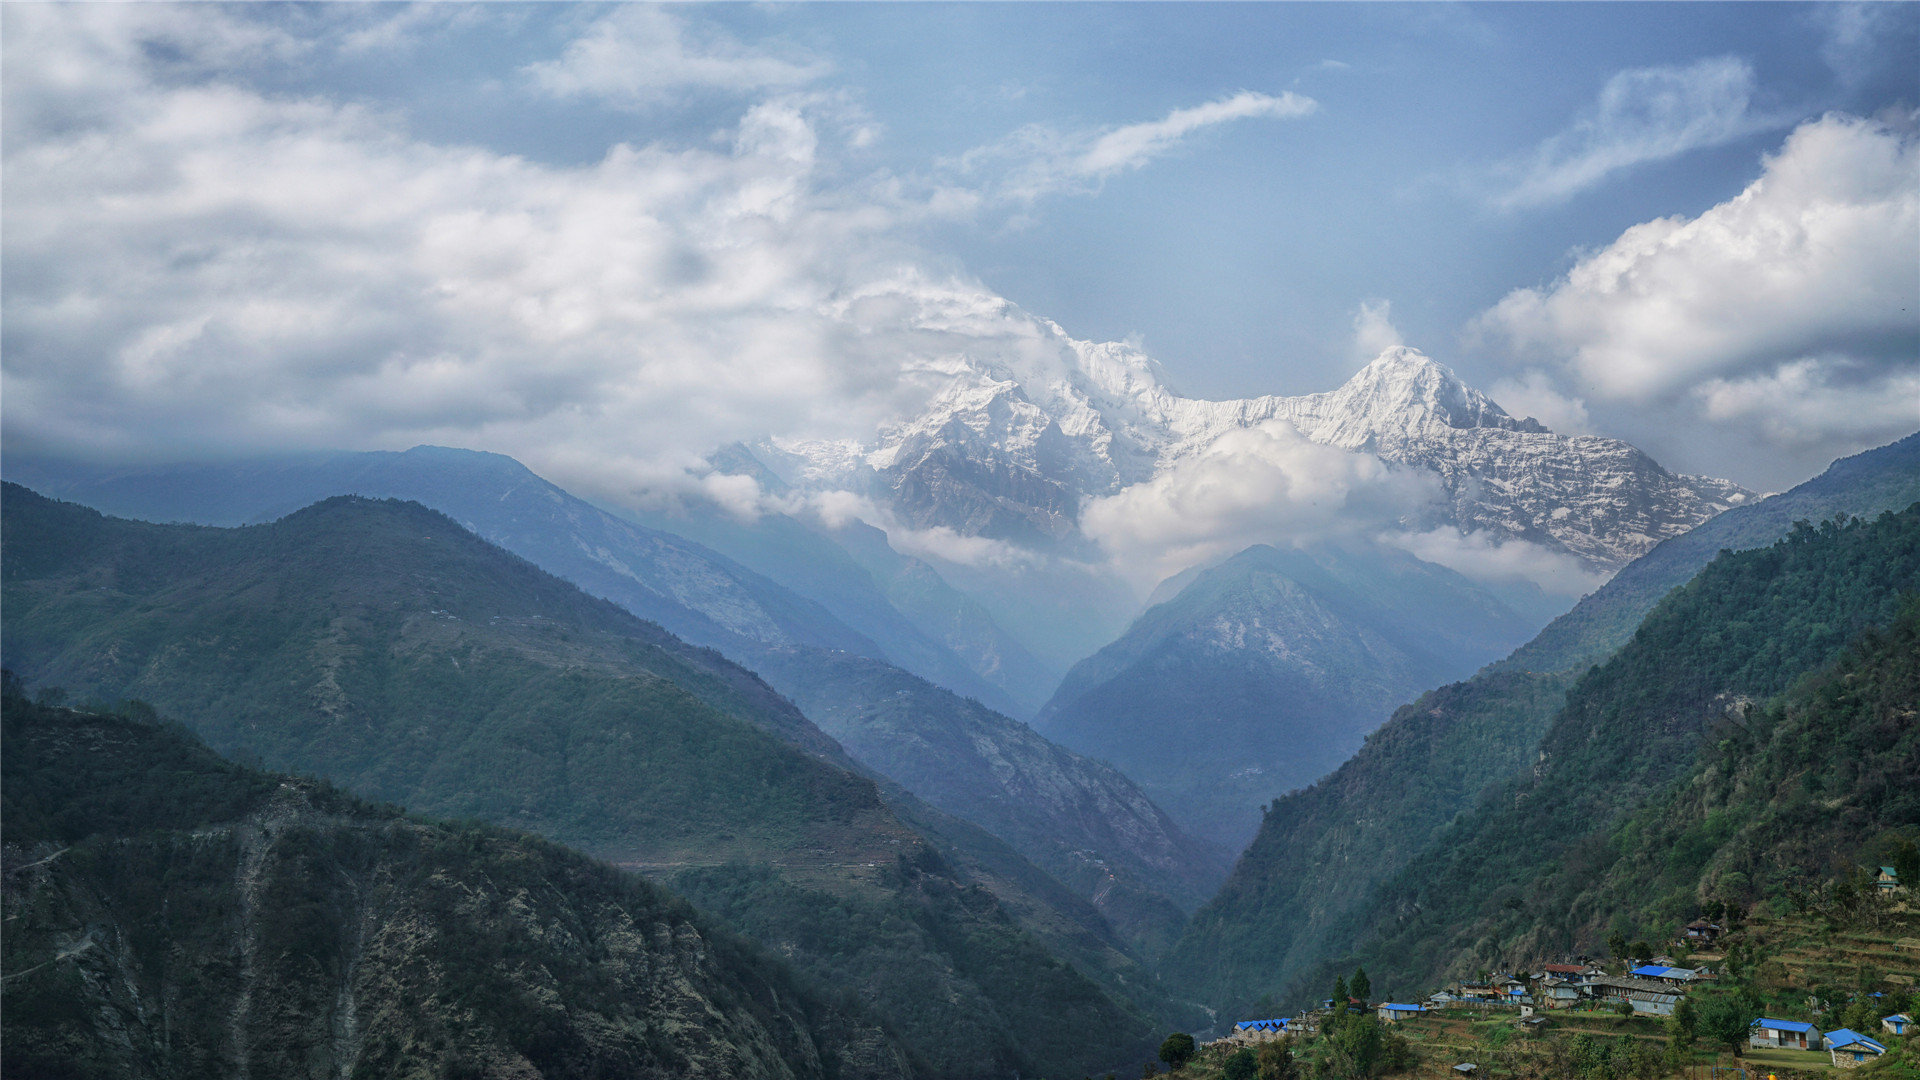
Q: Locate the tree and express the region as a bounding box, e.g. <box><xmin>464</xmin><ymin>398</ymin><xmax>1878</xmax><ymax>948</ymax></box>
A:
<box><xmin>1225</xmin><ymin>1048</ymin><xmax>1259</xmax><ymax>1080</ymax></box>
<box><xmin>1894</xmin><ymin>839</ymin><xmax>1920</xmax><ymax>893</ymax></box>
<box><xmin>1351</xmin><ymin>968</ymin><xmax>1372</xmax><ymax>1005</ymax></box>
<box><xmin>1332</xmin><ymin>1014</ymin><xmax>1386</xmax><ymax>1079</ymax></box>
<box><xmin>1608</xmin><ymin>931</ymin><xmax>1628</xmax><ymax>959</ymax></box>
<box><xmin>1258</xmin><ymin>1039</ymin><xmax>1297</xmax><ymax>1080</ymax></box>
<box><xmin>1628</xmin><ymin>940</ymin><xmax>1654</xmax><ymax>964</ymax></box>
<box><xmin>1693</xmin><ymin>992</ymin><xmax>1753</xmax><ymax>1057</ymax></box>
<box><xmin>1159</xmin><ymin>1033</ymin><xmax>1196</xmax><ymax>1070</ymax></box>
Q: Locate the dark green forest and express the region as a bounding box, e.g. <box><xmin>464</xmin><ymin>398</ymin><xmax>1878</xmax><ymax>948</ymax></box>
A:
<box><xmin>1295</xmin><ymin>505</ymin><xmax>1920</xmax><ymax>1004</ymax></box>
<box><xmin>1</xmin><ymin>688</ymin><xmax>914</xmax><ymax>1080</ymax></box>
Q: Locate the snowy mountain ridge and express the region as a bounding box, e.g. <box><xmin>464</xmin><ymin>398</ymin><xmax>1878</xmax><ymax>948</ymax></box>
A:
<box><xmin>764</xmin><ymin>315</ymin><xmax>1751</xmax><ymax>571</ymax></box>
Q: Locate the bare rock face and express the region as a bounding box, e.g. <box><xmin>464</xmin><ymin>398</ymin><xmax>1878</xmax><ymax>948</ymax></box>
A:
<box><xmin>769</xmin><ymin>333</ymin><xmax>1751</xmax><ymax>573</ymax></box>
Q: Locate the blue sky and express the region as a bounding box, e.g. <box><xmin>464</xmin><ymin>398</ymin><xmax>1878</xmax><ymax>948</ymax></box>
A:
<box><xmin>3</xmin><ymin>2</ymin><xmax>1916</xmax><ymax>494</ymax></box>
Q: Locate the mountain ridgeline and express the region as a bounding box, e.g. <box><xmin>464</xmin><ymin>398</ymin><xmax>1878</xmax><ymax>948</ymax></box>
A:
<box><xmin>1171</xmin><ymin>496</ymin><xmax>1920</xmax><ymax>1013</ymax></box>
<box><xmin>6</xmin><ymin>447</ymin><xmax>1220</xmax><ymax>950</ymax></box>
<box><xmin>0</xmin><ymin>484</ymin><xmax>1166</xmax><ymax>1080</ymax></box>
<box><xmin>1160</xmin><ymin>434</ymin><xmax>1920</xmax><ymax>1013</ymax></box>
<box><xmin>2</xmin><ymin>690</ymin><xmax>915</xmax><ymax>1080</ymax></box>
<box><xmin>1038</xmin><ymin>540</ymin><xmax>1539</xmax><ymax>848</ymax></box>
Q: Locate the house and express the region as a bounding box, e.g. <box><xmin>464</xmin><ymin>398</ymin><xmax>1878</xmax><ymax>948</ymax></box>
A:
<box><xmin>1541</xmin><ymin>963</ymin><xmax>1593</xmax><ymax>981</ymax></box>
<box><xmin>1749</xmin><ymin>1019</ymin><xmax>1823</xmax><ymax>1050</ymax></box>
<box><xmin>1826</xmin><ymin>1029</ymin><xmax>1887</xmax><ymax>1068</ymax></box>
<box><xmin>1539</xmin><ymin>978</ymin><xmax>1584</xmax><ymax>1009</ymax></box>
<box><xmin>1587</xmin><ymin>976</ymin><xmax>1683</xmax><ymax>1016</ymax></box>
<box><xmin>1378</xmin><ymin>1004</ymin><xmax>1427</xmax><ymax>1023</ymax></box>
<box><xmin>1877</xmin><ymin>867</ymin><xmax>1901</xmax><ymax>892</ymax></box>
<box><xmin>1630</xmin><ymin>965</ymin><xmax>1699</xmax><ymax>987</ymax></box>
<box><xmin>1231</xmin><ymin>1019</ymin><xmax>1290</xmax><ymax>1043</ymax></box>
<box><xmin>1882</xmin><ymin>1014</ymin><xmax>1911</xmax><ymax>1036</ymax></box>
<box><xmin>1682</xmin><ymin>920</ymin><xmax>1724</xmax><ymax>944</ymax></box>
<box><xmin>1458</xmin><ymin>982</ymin><xmax>1499</xmax><ymax>1001</ymax></box>
<box><xmin>1453</xmin><ymin>1064</ymin><xmax>1477</xmax><ymax>1075</ymax></box>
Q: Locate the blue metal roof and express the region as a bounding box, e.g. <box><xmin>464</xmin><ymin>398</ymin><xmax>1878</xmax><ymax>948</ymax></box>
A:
<box><xmin>1752</xmin><ymin>1019</ymin><xmax>1814</xmax><ymax>1033</ymax></box>
<box><xmin>1236</xmin><ymin>1019</ymin><xmax>1288</xmax><ymax>1031</ymax></box>
<box><xmin>1381</xmin><ymin>1004</ymin><xmax>1426</xmax><ymax>1012</ymax></box>
<box><xmin>1631</xmin><ymin>965</ymin><xmax>1694</xmax><ymax>979</ymax></box>
<box><xmin>1825</xmin><ymin>1029</ymin><xmax>1886</xmax><ymax>1053</ymax></box>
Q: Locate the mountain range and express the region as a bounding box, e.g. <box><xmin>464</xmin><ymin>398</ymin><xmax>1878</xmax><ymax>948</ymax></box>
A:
<box><xmin>762</xmin><ymin>342</ymin><xmax>1752</xmax><ymax>576</ymax></box>
<box><xmin>1036</xmin><ymin>539</ymin><xmax>1540</xmax><ymax>847</ymax></box>
<box><xmin>1162</xmin><ymin>434</ymin><xmax>1920</xmax><ymax>1014</ymax></box>
<box><xmin>0</xmin><ymin>485</ymin><xmax>1171</xmax><ymax>1079</ymax></box>
<box><xmin>4</xmin><ymin>448</ymin><xmax>1224</xmax><ymax>951</ymax></box>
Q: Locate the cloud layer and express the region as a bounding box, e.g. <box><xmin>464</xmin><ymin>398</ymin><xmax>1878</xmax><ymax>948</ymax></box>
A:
<box><xmin>1494</xmin><ymin>56</ymin><xmax>1768</xmax><ymax>209</ymax></box>
<box><xmin>960</xmin><ymin>90</ymin><xmax>1316</xmax><ymax>203</ymax></box>
<box><xmin>1081</xmin><ymin>420</ymin><xmax>1442</xmax><ymax>589</ymax></box>
<box><xmin>1475</xmin><ymin>111</ymin><xmax>1919</xmax><ymax>479</ymax></box>
<box><xmin>525</xmin><ymin>6</ymin><xmax>830</xmax><ymax>108</ymax></box>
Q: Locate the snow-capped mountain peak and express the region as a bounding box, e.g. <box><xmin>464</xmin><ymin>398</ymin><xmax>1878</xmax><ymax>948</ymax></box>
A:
<box><xmin>759</xmin><ymin>328</ymin><xmax>1749</xmax><ymax>573</ymax></box>
<box><xmin>1276</xmin><ymin>347</ymin><xmax>1549</xmax><ymax>451</ymax></box>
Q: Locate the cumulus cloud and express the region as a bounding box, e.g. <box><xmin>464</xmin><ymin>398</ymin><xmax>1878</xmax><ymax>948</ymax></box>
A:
<box><xmin>1693</xmin><ymin>358</ymin><xmax>1920</xmax><ymax>448</ymax></box>
<box><xmin>524</xmin><ymin>6</ymin><xmax>829</xmax><ymax>108</ymax></box>
<box><xmin>1081</xmin><ymin>420</ymin><xmax>1442</xmax><ymax>590</ymax></box>
<box><xmin>961</xmin><ymin>90</ymin><xmax>1316</xmax><ymax>203</ymax></box>
<box><xmin>1351</xmin><ymin>299</ymin><xmax>1404</xmax><ymax>362</ymax></box>
<box><xmin>1384</xmin><ymin>527</ymin><xmax>1608</xmax><ymax>599</ymax></box>
<box><xmin>1474</xmin><ymin>112</ymin><xmax>1919</xmax><ymax>470</ymax></box>
<box><xmin>1493</xmin><ymin>56</ymin><xmax>1769</xmax><ymax>209</ymax></box>
<box><xmin>0</xmin><ymin>5</ymin><xmax>988</xmax><ymax>511</ymax></box>
<box><xmin>1488</xmin><ymin>370</ymin><xmax>1592</xmax><ymax>434</ymax></box>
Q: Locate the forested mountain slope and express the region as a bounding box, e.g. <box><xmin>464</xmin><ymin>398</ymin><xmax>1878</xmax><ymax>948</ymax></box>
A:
<box><xmin>1508</xmin><ymin>598</ymin><xmax>1920</xmax><ymax>959</ymax></box>
<box><xmin>1302</xmin><ymin>504</ymin><xmax>1920</xmax><ymax>1004</ymax></box>
<box><xmin>1037</xmin><ymin>540</ymin><xmax>1539</xmax><ymax>847</ymax></box>
<box><xmin>750</xmin><ymin>646</ymin><xmax>1230</xmax><ymax>955</ymax></box>
<box><xmin>6</xmin><ymin>448</ymin><xmax>1213</xmax><ymax>945</ymax></box>
<box><xmin>1</xmin><ymin>691</ymin><xmax>915</xmax><ymax>1080</ymax></box>
<box><xmin>0</xmin><ymin>485</ymin><xmax>1162</xmax><ymax>1080</ymax></box>
<box><xmin>1503</xmin><ymin>431</ymin><xmax>1920</xmax><ymax>675</ymax></box>
<box><xmin>1162</xmin><ymin>435</ymin><xmax>1920</xmax><ymax>1013</ymax></box>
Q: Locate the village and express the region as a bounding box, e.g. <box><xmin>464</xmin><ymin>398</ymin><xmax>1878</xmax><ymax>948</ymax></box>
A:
<box><xmin>1155</xmin><ymin>867</ymin><xmax>1919</xmax><ymax>1080</ymax></box>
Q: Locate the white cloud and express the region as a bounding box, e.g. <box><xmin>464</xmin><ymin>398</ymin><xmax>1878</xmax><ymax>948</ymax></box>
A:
<box><xmin>1488</xmin><ymin>370</ymin><xmax>1592</xmax><ymax>434</ymax></box>
<box><xmin>1351</xmin><ymin>299</ymin><xmax>1404</xmax><ymax>362</ymax></box>
<box><xmin>1384</xmin><ymin>527</ymin><xmax>1608</xmax><ymax>599</ymax></box>
<box><xmin>1473</xmin><ymin>112</ymin><xmax>1919</xmax><ymax>464</ymax></box>
<box><xmin>1693</xmin><ymin>358</ymin><xmax>1920</xmax><ymax>448</ymax></box>
<box><xmin>1494</xmin><ymin>56</ymin><xmax>1768</xmax><ymax>209</ymax></box>
<box><xmin>1081</xmin><ymin>420</ymin><xmax>1442</xmax><ymax>590</ymax></box>
<box><xmin>524</xmin><ymin>6</ymin><xmax>829</xmax><ymax>109</ymax></box>
<box><xmin>0</xmin><ymin>6</ymin><xmax>961</xmax><ymax>503</ymax></box>
<box><xmin>961</xmin><ymin>90</ymin><xmax>1316</xmax><ymax>203</ymax></box>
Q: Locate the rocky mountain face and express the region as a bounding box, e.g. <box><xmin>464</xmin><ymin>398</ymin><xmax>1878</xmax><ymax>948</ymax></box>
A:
<box><xmin>2</xmin><ymin>695</ymin><xmax>915</xmax><ymax>1080</ymax></box>
<box><xmin>765</xmin><ymin>339</ymin><xmax>1752</xmax><ymax>573</ymax></box>
<box><xmin>1036</xmin><ymin>540</ymin><xmax>1540</xmax><ymax>848</ymax></box>
<box><xmin>1161</xmin><ymin>436</ymin><xmax>1920</xmax><ymax>1017</ymax></box>
<box><xmin>0</xmin><ymin>486</ymin><xmax>1165</xmax><ymax>1080</ymax></box>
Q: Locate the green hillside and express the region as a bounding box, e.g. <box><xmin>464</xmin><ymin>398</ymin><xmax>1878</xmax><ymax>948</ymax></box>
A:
<box><xmin>1500</xmin><ymin>597</ymin><xmax>1920</xmax><ymax>959</ymax></box>
<box><xmin>1</xmin><ymin>690</ymin><xmax>913</xmax><ymax>1080</ymax></box>
<box><xmin>0</xmin><ymin>485</ymin><xmax>1161</xmax><ymax>1079</ymax></box>
<box><xmin>1310</xmin><ymin>504</ymin><xmax>1920</xmax><ymax>1001</ymax></box>
<box><xmin>1163</xmin><ymin>436</ymin><xmax>1920</xmax><ymax>1015</ymax></box>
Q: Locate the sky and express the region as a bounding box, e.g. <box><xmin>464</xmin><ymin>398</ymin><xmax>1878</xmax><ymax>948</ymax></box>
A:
<box><xmin>3</xmin><ymin>2</ymin><xmax>1916</xmax><ymax>503</ymax></box>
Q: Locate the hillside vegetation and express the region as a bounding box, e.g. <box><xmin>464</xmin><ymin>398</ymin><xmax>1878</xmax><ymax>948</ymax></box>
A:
<box><xmin>0</xmin><ymin>484</ymin><xmax>1162</xmax><ymax>1079</ymax></box>
<box><xmin>1</xmin><ymin>690</ymin><xmax>913</xmax><ymax>1080</ymax></box>
<box><xmin>1310</xmin><ymin>505</ymin><xmax>1920</xmax><ymax>1001</ymax></box>
<box><xmin>1165</xmin><ymin>436</ymin><xmax>1920</xmax><ymax>1015</ymax></box>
